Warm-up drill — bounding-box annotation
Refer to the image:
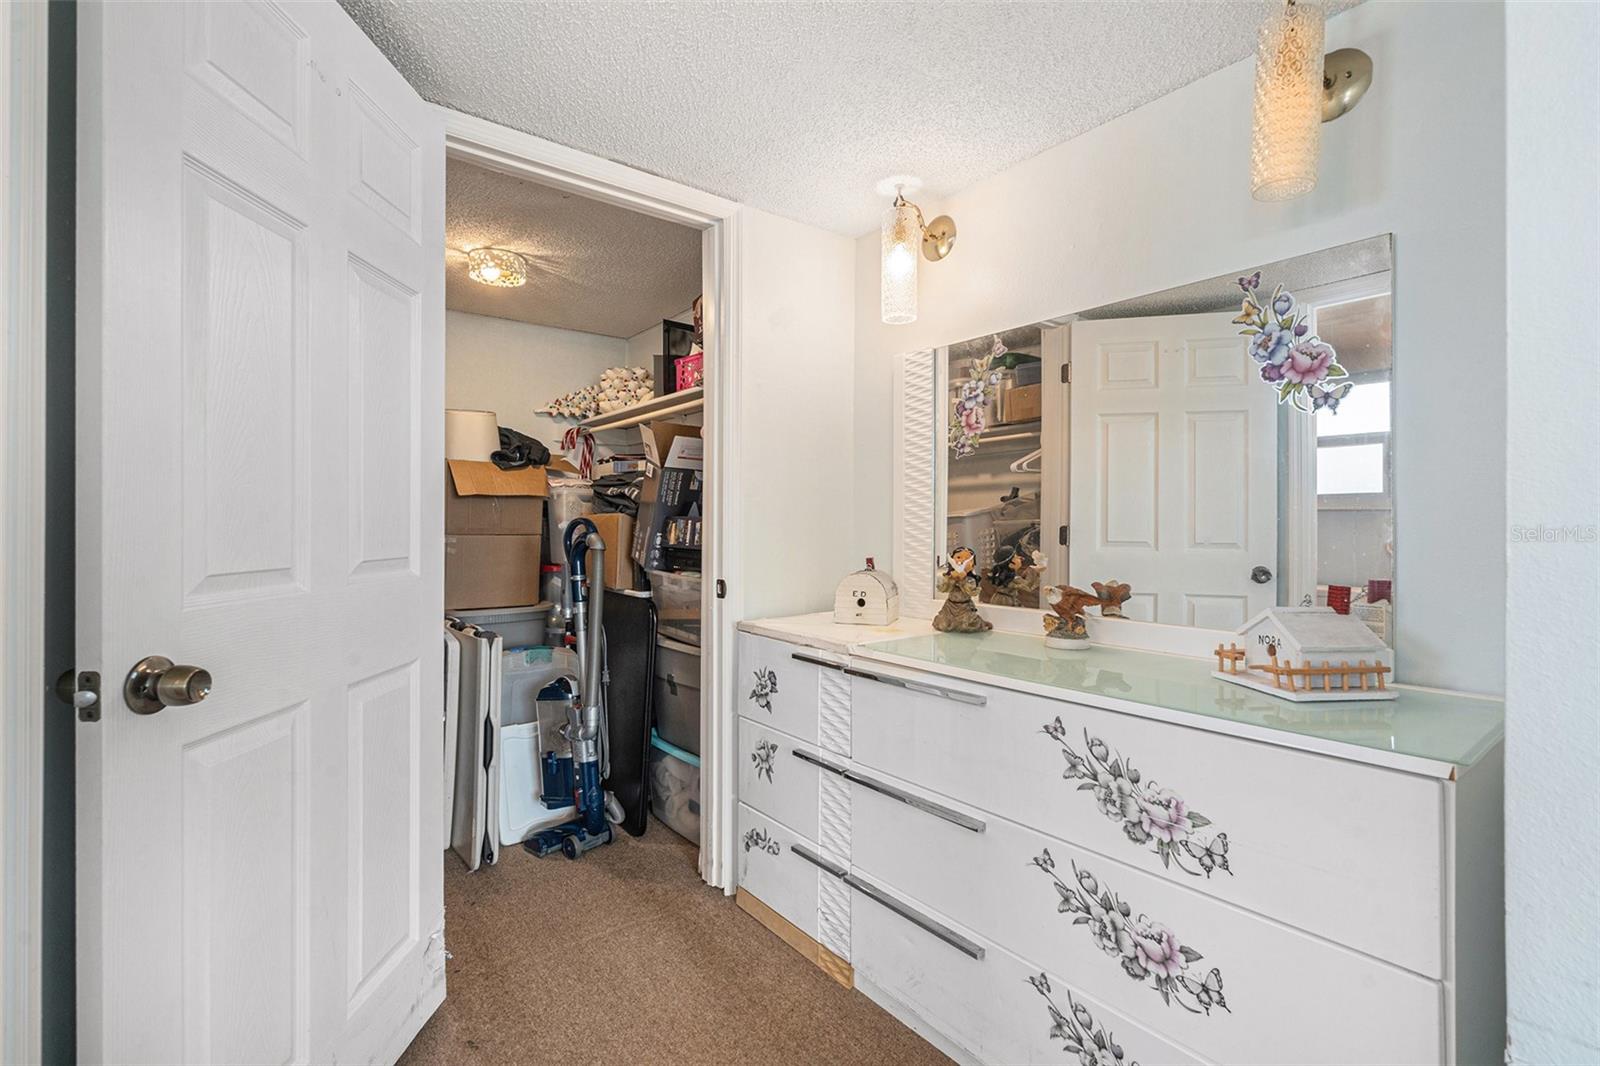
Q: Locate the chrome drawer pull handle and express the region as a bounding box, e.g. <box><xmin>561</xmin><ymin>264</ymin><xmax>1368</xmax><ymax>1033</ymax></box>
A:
<box><xmin>790</xmin><ymin>651</ymin><xmax>844</xmax><ymax>671</ymax></box>
<box><xmin>789</xmin><ymin>842</ymin><xmax>849</xmax><ymax>880</ymax></box>
<box><xmin>844</xmin><ymin>768</ymin><xmax>986</xmax><ymax>833</ymax></box>
<box><xmin>843</xmin><ymin>666</ymin><xmax>986</xmax><ymax>707</ymax></box>
<box><xmin>790</xmin><ymin>748</ymin><xmax>849</xmax><ymax>777</ymax></box>
<box><xmin>844</xmin><ymin>872</ymin><xmax>985</xmax><ymax>961</ymax></box>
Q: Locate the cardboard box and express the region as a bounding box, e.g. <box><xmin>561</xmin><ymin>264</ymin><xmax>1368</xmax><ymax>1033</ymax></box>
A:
<box><xmin>446</xmin><ymin>460</ymin><xmax>547</xmax><ymax>536</ymax></box>
<box><xmin>445</xmin><ymin>534</ymin><xmax>542</xmax><ymax>610</ymax></box>
<box><xmin>582</xmin><ymin>511</ymin><xmax>637</xmax><ymax>591</ymax></box>
<box><xmin>999</xmin><ymin>383</ymin><xmax>1041</xmax><ymax>424</ymax></box>
<box><xmin>632</xmin><ymin>427</ymin><xmax>704</xmax><ymax>572</ymax></box>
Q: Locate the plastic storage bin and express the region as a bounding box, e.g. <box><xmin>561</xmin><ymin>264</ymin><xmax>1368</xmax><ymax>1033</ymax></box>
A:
<box><xmin>548</xmin><ymin>479</ymin><xmax>596</xmax><ymax>566</ymax></box>
<box><xmin>649</xmin><ymin>731</ymin><xmax>700</xmax><ymax>844</ymax></box>
<box><xmin>450</xmin><ymin>603</ymin><xmax>553</xmax><ymax>649</ymax></box>
<box><xmin>653</xmin><ymin>637</ymin><xmax>700</xmax><ymax>755</ymax></box>
<box><xmin>649</xmin><ymin>569</ymin><xmax>701</xmax><ymax>646</ymax></box>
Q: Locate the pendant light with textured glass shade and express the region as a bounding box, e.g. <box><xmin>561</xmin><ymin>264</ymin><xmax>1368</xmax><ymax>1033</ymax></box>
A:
<box><xmin>1250</xmin><ymin>0</ymin><xmax>1326</xmax><ymax>201</ymax></box>
<box><xmin>878</xmin><ymin>181</ymin><xmax>957</xmax><ymax>325</ymax></box>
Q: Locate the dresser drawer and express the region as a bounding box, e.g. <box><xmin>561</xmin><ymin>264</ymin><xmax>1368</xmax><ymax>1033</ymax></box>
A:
<box><xmin>849</xmin><ymin>662</ymin><xmax>1445</xmax><ymax>977</ymax></box>
<box><xmin>736</xmin><ymin>803</ymin><xmax>851</xmax><ymax>961</ymax></box>
<box><xmin>850</xmin><ymin>768</ymin><xmax>1442</xmax><ymax>1066</ymax></box>
<box><xmin>738</xmin><ymin>717</ymin><xmax>854</xmax><ymax>852</ymax></box>
<box><xmin>738</xmin><ymin>633</ymin><xmax>850</xmax><ymax>746</ymax></box>
<box><xmin>851</xmin><ymin>874</ymin><xmax>1205</xmax><ymax>1066</ymax></box>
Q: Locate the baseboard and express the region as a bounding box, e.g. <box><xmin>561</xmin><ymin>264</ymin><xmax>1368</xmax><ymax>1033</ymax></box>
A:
<box><xmin>735</xmin><ymin>888</ymin><xmax>852</xmax><ymax>988</ymax></box>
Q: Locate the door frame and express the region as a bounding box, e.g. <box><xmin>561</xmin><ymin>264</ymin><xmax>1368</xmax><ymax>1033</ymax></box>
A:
<box><xmin>1</xmin><ymin>2</ymin><xmax>51</xmax><ymax>1061</ymax></box>
<box><xmin>439</xmin><ymin>109</ymin><xmax>745</xmax><ymax>891</ymax></box>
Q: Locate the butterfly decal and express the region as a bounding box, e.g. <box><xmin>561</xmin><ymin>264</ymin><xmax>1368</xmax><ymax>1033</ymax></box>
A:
<box><xmin>1309</xmin><ymin>381</ymin><xmax>1353</xmax><ymax>413</ymax></box>
<box><xmin>1237</xmin><ymin>270</ymin><xmax>1262</xmax><ymax>293</ymax></box>
<box><xmin>1179</xmin><ymin>967</ymin><xmax>1229</xmax><ymax>1015</ymax></box>
<box><xmin>1193</xmin><ymin>832</ymin><xmax>1230</xmax><ymax>877</ymax></box>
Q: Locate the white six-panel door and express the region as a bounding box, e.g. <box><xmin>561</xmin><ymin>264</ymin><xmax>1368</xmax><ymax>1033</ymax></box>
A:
<box><xmin>1068</xmin><ymin>312</ymin><xmax>1277</xmax><ymax>627</ymax></box>
<box><xmin>76</xmin><ymin>2</ymin><xmax>443</xmax><ymax>1062</ymax></box>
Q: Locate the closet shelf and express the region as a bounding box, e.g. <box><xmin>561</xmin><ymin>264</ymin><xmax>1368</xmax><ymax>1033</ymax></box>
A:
<box><xmin>575</xmin><ymin>387</ymin><xmax>704</xmax><ymax>432</ymax></box>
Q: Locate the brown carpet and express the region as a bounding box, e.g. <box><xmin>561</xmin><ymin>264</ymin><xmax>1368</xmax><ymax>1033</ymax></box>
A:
<box><xmin>399</xmin><ymin>820</ymin><xmax>949</xmax><ymax>1066</ymax></box>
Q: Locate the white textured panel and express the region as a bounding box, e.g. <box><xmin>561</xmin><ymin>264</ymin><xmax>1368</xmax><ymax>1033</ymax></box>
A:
<box><xmin>184</xmin><ymin>0</ymin><xmax>308</xmax><ymax>154</ymax></box>
<box><xmin>182</xmin><ymin>705</ymin><xmax>308</xmax><ymax>1066</ymax></box>
<box><xmin>1185</xmin><ymin>593</ymin><xmax>1249</xmax><ymax>629</ymax></box>
<box><xmin>346</xmin><ymin>661</ymin><xmax>421</xmax><ymax>1013</ymax></box>
<box><xmin>816</xmin><ymin>869</ymin><xmax>851</xmax><ymax>962</ymax></box>
<box><xmin>181</xmin><ymin>158</ymin><xmax>307</xmax><ymax>604</ymax></box>
<box><xmin>1187</xmin><ymin>410</ymin><xmax>1248</xmax><ymax>550</ymax></box>
<box><xmin>1099</xmin><ymin>413</ymin><xmax>1158</xmax><ymax>548</ymax></box>
<box><xmin>1098</xmin><ymin>341</ymin><xmax>1158</xmax><ymax>389</ymax></box>
<box><xmin>1185</xmin><ymin>336</ymin><xmax>1250</xmax><ymax>386</ymax></box>
<box><xmin>818</xmin><ymin>772</ymin><xmax>851</xmax><ymax>863</ymax></box>
<box><xmin>347</xmin><ymin>81</ymin><xmax>420</xmax><ymax>240</ymax></box>
<box><xmin>817</xmin><ymin>668</ymin><xmax>851</xmax><ymax>758</ymax></box>
<box><xmin>348</xmin><ymin>257</ymin><xmax>420</xmax><ymax>578</ymax></box>
<box><xmin>897</xmin><ymin>350</ymin><xmax>937</xmax><ymax>601</ymax></box>
<box><xmin>342</xmin><ymin>0</ymin><xmax>1355</xmax><ymax>234</ymax></box>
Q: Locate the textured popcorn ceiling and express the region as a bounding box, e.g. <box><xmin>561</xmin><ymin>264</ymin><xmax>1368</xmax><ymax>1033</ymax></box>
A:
<box><xmin>342</xmin><ymin>0</ymin><xmax>1360</xmax><ymax>236</ymax></box>
<box><xmin>446</xmin><ymin>157</ymin><xmax>701</xmax><ymax>337</ymax></box>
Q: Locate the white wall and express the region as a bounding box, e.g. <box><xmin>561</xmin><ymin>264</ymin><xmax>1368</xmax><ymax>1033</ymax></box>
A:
<box><xmin>1504</xmin><ymin>3</ymin><xmax>1600</xmax><ymax>1063</ymax></box>
<box><xmin>851</xmin><ymin>0</ymin><xmax>1506</xmax><ymax>694</ymax></box>
<box><xmin>738</xmin><ymin>209</ymin><xmax>857</xmax><ymax>618</ymax></box>
<box><xmin>445</xmin><ymin>310</ymin><xmax>626</xmax><ymax>448</ymax></box>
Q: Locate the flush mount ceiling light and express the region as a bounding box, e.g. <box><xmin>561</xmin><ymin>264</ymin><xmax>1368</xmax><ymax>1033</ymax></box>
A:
<box><xmin>878</xmin><ymin>176</ymin><xmax>957</xmax><ymax>326</ymax></box>
<box><xmin>1250</xmin><ymin>0</ymin><xmax>1373</xmax><ymax>202</ymax></box>
<box><xmin>466</xmin><ymin>247</ymin><xmax>528</xmax><ymax>287</ymax></box>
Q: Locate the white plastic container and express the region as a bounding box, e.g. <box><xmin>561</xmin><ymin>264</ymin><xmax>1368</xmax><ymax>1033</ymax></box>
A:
<box><xmin>649</xmin><ymin>741</ymin><xmax>700</xmax><ymax>844</ymax></box>
<box><xmin>649</xmin><ymin>569</ymin><xmax>701</xmax><ymax>646</ymax></box>
<box><xmin>450</xmin><ymin>603</ymin><xmax>553</xmax><ymax>649</ymax></box>
<box><xmin>499</xmin><ymin>721</ymin><xmax>574</xmax><ymax>845</ymax></box>
<box><xmin>653</xmin><ymin>638</ymin><xmax>701</xmax><ymax>756</ymax></box>
<box><xmin>499</xmin><ymin>645</ymin><xmax>580</xmax><ymax>728</ymax></box>
<box><xmin>548</xmin><ymin>479</ymin><xmax>596</xmax><ymax>566</ymax></box>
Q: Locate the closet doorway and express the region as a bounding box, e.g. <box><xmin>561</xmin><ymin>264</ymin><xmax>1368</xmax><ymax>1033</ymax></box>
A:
<box><xmin>443</xmin><ymin>112</ymin><xmax>744</xmax><ymax>891</ymax></box>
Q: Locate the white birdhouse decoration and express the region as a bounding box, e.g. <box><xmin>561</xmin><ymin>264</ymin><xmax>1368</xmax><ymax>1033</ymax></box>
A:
<box><xmin>1214</xmin><ymin>607</ymin><xmax>1395</xmax><ymax>702</ymax></box>
<box><xmin>834</xmin><ymin>558</ymin><xmax>900</xmax><ymax>626</ymax></box>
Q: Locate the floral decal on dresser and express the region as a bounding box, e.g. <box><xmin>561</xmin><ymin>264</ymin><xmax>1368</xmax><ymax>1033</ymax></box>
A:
<box><xmin>1032</xmin><ymin>849</ymin><xmax>1229</xmax><ymax>1016</ymax></box>
<box><xmin>743</xmin><ymin>828</ymin><xmax>780</xmax><ymax>856</ymax></box>
<box><xmin>1029</xmin><ymin>972</ymin><xmax>1140</xmax><ymax>1066</ymax></box>
<box><xmin>751</xmin><ymin>739</ymin><xmax>778</xmax><ymax>783</ymax></box>
<box><xmin>1042</xmin><ymin>716</ymin><xmax>1231</xmax><ymax>878</ymax></box>
<box><xmin>749</xmin><ymin>668</ymin><xmax>778</xmax><ymax>712</ymax></box>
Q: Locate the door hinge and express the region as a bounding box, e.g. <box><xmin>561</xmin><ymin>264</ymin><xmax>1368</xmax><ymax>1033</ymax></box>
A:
<box><xmin>1061</xmin><ymin>362</ymin><xmax>1071</xmax><ymax>384</ymax></box>
<box><xmin>55</xmin><ymin>669</ymin><xmax>102</xmax><ymax>722</ymax></box>
<box><xmin>715</xmin><ymin>579</ymin><xmax>727</xmax><ymax>599</ymax></box>
<box><xmin>1058</xmin><ymin>525</ymin><xmax>1070</xmax><ymax>547</ymax></box>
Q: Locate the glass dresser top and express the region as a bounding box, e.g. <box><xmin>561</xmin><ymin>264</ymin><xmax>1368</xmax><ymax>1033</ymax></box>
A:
<box><xmin>859</xmin><ymin>631</ymin><xmax>1504</xmax><ymax>769</ymax></box>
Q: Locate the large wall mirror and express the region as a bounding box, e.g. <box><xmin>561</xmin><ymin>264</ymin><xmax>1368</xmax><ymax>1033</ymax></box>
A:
<box><xmin>935</xmin><ymin>234</ymin><xmax>1395</xmax><ymax>646</ymax></box>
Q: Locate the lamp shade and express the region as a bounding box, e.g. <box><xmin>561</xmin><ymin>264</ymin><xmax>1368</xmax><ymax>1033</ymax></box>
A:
<box><xmin>467</xmin><ymin>247</ymin><xmax>527</xmax><ymax>287</ymax></box>
<box><xmin>1250</xmin><ymin>0</ymin><xmax>1325</xmax><ymax>202</ymax></box>
<box><xmin>881</xmin><ymin>199</ymin><xmax>920</xmax><ymax>325</ymax></box>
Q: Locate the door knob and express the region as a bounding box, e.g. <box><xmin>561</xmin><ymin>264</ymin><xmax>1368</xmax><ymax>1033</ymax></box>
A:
<box><xmin>124</xmin><ymin>655</ymin><xmax>213</xmax><ymax>715</ymax></box>
<box><xmin>1250</xmin><ymin>566</ymin><xmax>1273</xmax><ymax>584</ymax></box>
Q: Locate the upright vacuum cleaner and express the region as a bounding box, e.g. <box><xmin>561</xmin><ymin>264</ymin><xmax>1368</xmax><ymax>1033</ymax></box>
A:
<box><xmin>525</xmin><ymin>517</ymin><xmax>615</xmax><ymax>860</ymax></box>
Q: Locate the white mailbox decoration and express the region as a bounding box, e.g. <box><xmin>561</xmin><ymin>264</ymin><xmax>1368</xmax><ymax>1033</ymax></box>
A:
<box><xmin>834</xmin><ymin>558</ymin><xmax>900</xmax><ymax>625</ymax></box>
<box><xmin>1214</xmin><ymin>606</ymin><xmax>1395</xmax><ymax>701</ymax></box>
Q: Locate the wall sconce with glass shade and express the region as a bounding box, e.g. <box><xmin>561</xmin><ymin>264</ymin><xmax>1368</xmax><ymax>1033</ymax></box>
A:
<box><xmin>1250</xmin><ymin>0</ymin><xmax>1373</xmax><ymax>202</ymax></box>
<box><xmin>878</xmin><ymin>177</ymin><xmax>957</xmax><ymax>325</ymax></box>
<box><xmin>466</xmin><ymin>246</ymin><xmax>529</xmax><ymax>287</ymax></box>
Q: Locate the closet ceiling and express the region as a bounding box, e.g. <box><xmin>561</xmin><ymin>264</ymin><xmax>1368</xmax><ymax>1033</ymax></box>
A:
<box><xmin>446</xmin><ymin>157</ymin><xmax>702</xmax><ymax>338</ymax></box>
<box><xmin>343</xmin><ymin>0</ymin><xmax>1361</xmax><ymax>236</ymax></box>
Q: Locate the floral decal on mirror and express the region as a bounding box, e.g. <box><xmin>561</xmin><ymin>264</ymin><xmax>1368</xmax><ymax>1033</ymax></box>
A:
<box><xmin>1235</xmin><ymin>271</ymin><xmax>1351</xmax><ymax>413</ymax></box>
<box><xmin>752</xmin><ymin>739</ymin><xmax>778</xmax><ymax>783</ymax></box>
<box><xmin>1029</xmin><ymin>972</ymin><xmax>1140</xmax><ymax>1066</ymax></box>
<box><xmin>1033</xmin><ymin>849</ymin><xmax>1229</xmax><ymax>1016</ymax></box>
<box><xmin>949</xmin><ymin>335</ymin><xmax>1005</xmax><ymax>459</ymax></box>
<box><xmin>1042</xmin><ymin>717</ymin><xmax>1231</xmax><ymax>878</ymax></box>
<box><xmin>749</xmin><ymin>668</ymin><xmax>778</xmax><ymax>712</ymax></box>
<box><xmin>743</xmin><ymin>828</ymin><xmax>780</xmax><ymax>856</ymax></box>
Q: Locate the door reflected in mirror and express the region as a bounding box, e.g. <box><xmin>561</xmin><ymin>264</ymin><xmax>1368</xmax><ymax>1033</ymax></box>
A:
<box><xmin>938</xmin><ymin>235</ymin><xmax>1395</xmax><ymax>648</ymax></box>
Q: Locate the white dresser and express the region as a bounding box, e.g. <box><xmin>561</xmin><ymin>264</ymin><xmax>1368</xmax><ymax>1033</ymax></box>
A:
<box><xmin>735</xmin><ymin>618</ymin><xmax>1505</xmax><ymax>1066</ymax></box>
